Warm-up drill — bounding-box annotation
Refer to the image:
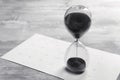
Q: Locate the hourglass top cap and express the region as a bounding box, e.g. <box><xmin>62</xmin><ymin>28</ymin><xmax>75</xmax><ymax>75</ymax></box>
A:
<box><xmin>65</xmin><ymin>5</ymin><xmax>92</xmax><ymax>19</ymax></box>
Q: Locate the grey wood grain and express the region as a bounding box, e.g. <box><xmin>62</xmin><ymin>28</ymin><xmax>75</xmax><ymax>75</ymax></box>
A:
<box><xmin>117</xmin><ymin>73</ymin><xmax>120</xmax><ymax>80</ymax></box>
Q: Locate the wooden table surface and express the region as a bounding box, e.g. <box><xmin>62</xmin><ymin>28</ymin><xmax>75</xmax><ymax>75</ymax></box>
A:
<box><xmin>0</xmin><ymin>0</ymin><xmax>120</xmax><ymax>80</ymax></box>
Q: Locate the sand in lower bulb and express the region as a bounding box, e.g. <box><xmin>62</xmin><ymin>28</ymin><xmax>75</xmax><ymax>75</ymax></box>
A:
<box><xmin>67</xmin><ymin>57</ymin><xmax>86</xmax><ymax>74</ymax></box>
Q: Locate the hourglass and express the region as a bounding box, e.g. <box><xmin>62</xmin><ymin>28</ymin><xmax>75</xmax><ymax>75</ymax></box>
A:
<box><xmin>64</xmin><ymin>5</ymin><xmax>91</xmax><ymax>73</ymax></box>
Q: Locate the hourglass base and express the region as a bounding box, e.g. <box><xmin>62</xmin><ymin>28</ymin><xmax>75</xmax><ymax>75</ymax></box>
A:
<box><xmin>66</xmin><ymin>57</ymin><xmax>86</xmax><ymax>74</ymax></box>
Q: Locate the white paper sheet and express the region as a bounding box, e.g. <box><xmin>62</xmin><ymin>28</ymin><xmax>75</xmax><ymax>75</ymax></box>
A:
<box><xmin>1</xmin><ymin>34</ymin><xmax>120</xmax><ymax>80</ymax></box>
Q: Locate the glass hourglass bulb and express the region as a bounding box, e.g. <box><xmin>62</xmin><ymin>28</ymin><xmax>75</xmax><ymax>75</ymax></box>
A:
<box><xmin>64</xmin><ymin>5</ymin><xmax>91</xmax><ymax>73</ymax></box>
<box><xmin>65</xmin><ymin>39</ymin><xmax>88</xmax><ymax>73</ymax></box>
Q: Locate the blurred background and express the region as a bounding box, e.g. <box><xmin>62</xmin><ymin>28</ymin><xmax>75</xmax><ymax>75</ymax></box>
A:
<box><xmin>0</xmin><ymin>0</ymin><xmax>120</xmax><ymax>55</ymax></box>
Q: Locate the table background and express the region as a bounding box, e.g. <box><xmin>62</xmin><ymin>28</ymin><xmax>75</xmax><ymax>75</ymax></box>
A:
<box><xmin>0</xmin><ymin>0</ymin><xmax>120</xmax><ymax>80</ymax></box>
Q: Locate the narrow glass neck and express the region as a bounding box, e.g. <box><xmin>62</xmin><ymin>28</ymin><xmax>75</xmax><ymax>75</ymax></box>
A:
<box><xmin>75</xmin><ymin>38</ymin><xmax>79</xmax><ymax>42</ymax></box>
<box><xmin>74</xmin><ymin>38</ymin><xmax>84</xmax><ymax>46</ymax></box>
